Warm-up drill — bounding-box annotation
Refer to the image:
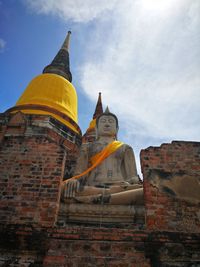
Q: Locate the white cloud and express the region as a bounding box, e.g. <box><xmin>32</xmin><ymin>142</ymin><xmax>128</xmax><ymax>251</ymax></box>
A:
<box><xmin>24</xmin><ymin>0</ymin><xmax>117</xmax><ymax>22</ymax></box>
<box><xmin>0</xmin><ymin>38</ymin><xmax>6</xmax><ymax>52</ymax></box>
<box><xmin>80</xmin><ymin>0</ymin><xmax>200</xmax><ymax>142</ymax></box>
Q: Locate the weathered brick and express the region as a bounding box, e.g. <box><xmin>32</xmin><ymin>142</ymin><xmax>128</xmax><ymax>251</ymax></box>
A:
<box><xmin>141</xmin><ymin>141</ymin><xmax>200</xmax><ymax>233</ymax></box>
<box><xmin>0</xmin><ymin>116</ymin><xmax>70</xmax><ymax>227</ymax></box>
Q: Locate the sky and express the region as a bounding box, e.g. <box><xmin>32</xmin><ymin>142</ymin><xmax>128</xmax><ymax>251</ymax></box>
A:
<box><xmin>0</xmin><ymin>0</ymin><xmax>200</xmax><ymax>174</ymax></box>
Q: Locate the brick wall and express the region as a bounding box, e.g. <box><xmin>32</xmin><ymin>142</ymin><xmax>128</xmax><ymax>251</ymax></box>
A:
<box><xmin>140</xmin><ymin>141</ymin><xmax>200</xmax><ymax>232</ymax></box>
<box><xmin>1</xmin><ymin>224</ymin><xmax>200</xmax><ymax>267</ymax></box>
<box><xmin>0</xmin><ymin>135</ymin><xmax>65</xmax><ymax>227</ymax></box>
<box><xmin>1</xmin><ymin>112</ymin><xmax>200</xmax><ymax>267</ymax></box>
<box><xmin>0</xmin><ymin>112</ymin><xmax>79</xmax><ymax>228</ymax></box>
<box><xmin>43</xmin><ymin>228</ymin><xmax>200</xmax><ymax>267</ymax></box>
<box><xmin>43</xmin><ymin>229</ymin><xmax>151</xmax><ymax>267</ymax></box>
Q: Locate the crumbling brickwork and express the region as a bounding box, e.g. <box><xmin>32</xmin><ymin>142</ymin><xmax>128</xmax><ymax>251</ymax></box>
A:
<box><xmin>0</xmin><ymin>112</ymin><xmax>79</xmax><ymax>227</ymax></box>
<box><xmin>0</xmin><ymin>135</ymin><xmax>65</xmax><ymax>227</ymax></box>
<box><xmin>141</xmin><ymin>141</ymin><xmax>200</xmax><ymax>232</ymax></box>
<box><xmin>0</xmin><ymin>224</ymin><xmax>200</xmax><ymax>267</ymax></box>
<box><xmin>0</xmin><ymin>112</ymin><xmax>200</xmax><ymax>266</ymax></box>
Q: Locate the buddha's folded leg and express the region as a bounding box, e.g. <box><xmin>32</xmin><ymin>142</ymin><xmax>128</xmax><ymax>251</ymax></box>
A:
<box><xmin>109</xmin><ymin>184</ymin><xmax>143</xmax><ymax>192</ymax></box>
<box><xmin>77</xmin><ymin>185</ymin><xmax>132</xmax><ymax>196</ymax></box>
<box><xmin>77</xmin><ymin>186</ymin><xmax>104</xmax><ymax>196</ymax></box>
<box><xmin>75</xmin><ymin>194</ymin><xmax>108</xmax><ymax>204</ymax></box>
<box><xmin>75</xmin><ymin>188</ymin><xmax>144</xmax><ymax>205</ymax></box>
<box><xmin>75</xmin><ymin>186</ymin><xmax>110</xmax><ymax>203</ymax></box>
<box><xmin>109</xmin><ymin>188</ymin><xmax>144</xmax><ymax>205</ymax></box>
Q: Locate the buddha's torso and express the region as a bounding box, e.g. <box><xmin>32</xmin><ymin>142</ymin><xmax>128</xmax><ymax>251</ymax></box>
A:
<box><xmin>85</xmin><ymin>141</ymin><xmax>127</xmax><ymax>186</ymax></box>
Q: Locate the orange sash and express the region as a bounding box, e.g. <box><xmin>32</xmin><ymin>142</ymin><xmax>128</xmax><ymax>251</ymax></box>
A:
<box><xmin>63</xmin><ymin>141</ymin><xmax>123</xmax><ymax>183</ymax></box>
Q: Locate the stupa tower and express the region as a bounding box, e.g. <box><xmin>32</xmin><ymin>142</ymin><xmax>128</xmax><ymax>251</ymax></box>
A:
<box><xmin>7</xmin><ymin>31</ymin><xmax>81</xmax><ymax>137</ymax></box>
<box><xmin>82</xmin><ymin>92</ymin><xmax>103</xmax><ymax>143</ymax></box>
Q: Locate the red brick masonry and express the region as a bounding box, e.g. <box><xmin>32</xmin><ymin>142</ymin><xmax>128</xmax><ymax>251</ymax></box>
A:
<box><xmin>0</xmin><ymin>113</ymin><xmax>200</xmax><ymax>266</ymax></box>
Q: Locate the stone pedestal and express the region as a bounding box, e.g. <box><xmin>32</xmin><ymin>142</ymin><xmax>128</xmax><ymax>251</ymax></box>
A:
<box><xmin>58</xmin><ymin>203</ymin><xmax>145</xmax><ymax>225</ymax></box>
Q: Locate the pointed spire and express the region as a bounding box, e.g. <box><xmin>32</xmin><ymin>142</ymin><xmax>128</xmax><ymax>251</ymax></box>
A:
<box><xmin>61</xmin><ymin>30</ymin><xmax>71</xmax><ymax>51</ymax></box>
<box><xmin>104</xmin><ymin>106</ymin><xmax>110</xmax><ymax>114</ymax></box>
<box><xmin>93</xmin><ymin>92</ymin><xmax>103</xmax><ymax>119</ymax></box>
<box><xmin>43</xmin><ymin>31</ymin><xmax>72</xmax><ymax>82</ymax></box>
<box><xmin>82</xmin><ymin>93</ymin><xmax>104</xmax><ymax>143</ymax></box>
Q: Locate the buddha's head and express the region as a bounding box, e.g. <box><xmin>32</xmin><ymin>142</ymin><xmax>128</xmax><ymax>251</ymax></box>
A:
<box><xmin>96</xmin><ymin>107</ymin><xmax>119</xmax><ymax>139</ymax></box>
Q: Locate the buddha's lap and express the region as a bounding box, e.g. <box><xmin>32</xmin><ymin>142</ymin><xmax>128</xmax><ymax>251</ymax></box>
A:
<box><xmin>77</xmin><ymin>184</ymin><xmax>143</xmax><ymax>196</ymax></box>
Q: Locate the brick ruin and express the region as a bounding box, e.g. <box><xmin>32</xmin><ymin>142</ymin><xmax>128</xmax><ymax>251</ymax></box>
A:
<box><xmin>0</xmin><ymin>110</ymin><xmax>199</xmax><ymax>267</ymax></box>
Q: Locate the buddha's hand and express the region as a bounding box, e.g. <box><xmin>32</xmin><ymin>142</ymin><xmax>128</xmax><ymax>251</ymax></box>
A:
<box><xmin>127</xmin><ymin>176</ymin><xmax>140</xmax><ymax>184</ymax></box>
<box><xmin>63</xmin><ymin>179</ymin><xmax>80</xmax><ymax>198</ymax></box>
<box><xmin>118</xmin><ymin>181</ymin><xmax>131</xmax><ymax>189</ymax></box>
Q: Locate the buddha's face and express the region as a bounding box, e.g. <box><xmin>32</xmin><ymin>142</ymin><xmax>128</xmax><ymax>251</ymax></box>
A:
<box><xmin>97</xmin><ymin>115</ymin><xmax>118</xmax><ymax>137</ymax></box>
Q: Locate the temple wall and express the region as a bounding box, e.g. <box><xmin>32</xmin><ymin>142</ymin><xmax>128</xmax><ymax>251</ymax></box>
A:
<box><xmin>141</xmin><ymin>141</ymin><xmax>200</xmax><ymax>233</ymax></box>
<box><xmin>43</xmin><ymin>227</ymin><xmax>150</xmax><ymax>267</ymax></box>
<box><xmin>0</xmin><ymin>224</ymin><xmax>200</xmax><ymax>267</ymax></box>
<box><xmin>0</xmin><ymin>113</ymin><xmax>78</xmax><ymax>228</ymax></box>
<box><xmin>0</xmin><ymin>135</ymin><xmax>65</xmax><ymax>227</ymax></box>
<box><xmin>0</xmin><ymin>114</ymin><xmax>200</xmax><ymax>267</ymax></box>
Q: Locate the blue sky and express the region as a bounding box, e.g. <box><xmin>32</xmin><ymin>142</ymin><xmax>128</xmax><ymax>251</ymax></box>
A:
<box><xmin>0</xmin><ymin>0</ymin><xmax>200</xmax><ymax>173</ymax></box>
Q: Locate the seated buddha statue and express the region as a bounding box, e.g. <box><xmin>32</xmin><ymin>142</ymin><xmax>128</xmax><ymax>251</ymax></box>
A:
<box><xmin>62</xmin><ymin>107</ymin><xmax>143</xmax><ymax>205</ymax></box>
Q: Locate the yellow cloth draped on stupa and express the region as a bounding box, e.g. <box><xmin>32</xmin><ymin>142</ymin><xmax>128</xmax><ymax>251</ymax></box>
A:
<box><xmin>15</xmin><ymin>73</ymin><xmax>79</xmax><ymax>133</ymax></box>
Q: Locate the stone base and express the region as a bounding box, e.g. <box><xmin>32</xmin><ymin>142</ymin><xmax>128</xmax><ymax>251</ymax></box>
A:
<box><xmin>58</xmin><ymin>203</ymin><xmax>145</xmax><ymax>225</ymax></box>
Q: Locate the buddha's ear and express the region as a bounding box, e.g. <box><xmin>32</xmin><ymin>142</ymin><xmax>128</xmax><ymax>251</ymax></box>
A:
<box><xmin>95</xmin><ymin>125</ymin><xmax>99</xmax><ymax>140</ymax></box>
<box><xmin>116</xmin><ymin>125</ymin><xmax>119</xmax><ymax>133</ymax></box>
<box><xmin>115</xmin><ymin>126</ymin><xmax>119</xmax><ymax>140</ymax></box>
<box><xmin>115</xmin><ymin>132</ymin><xmax>118</xmax><ymax>140</ymax></box>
